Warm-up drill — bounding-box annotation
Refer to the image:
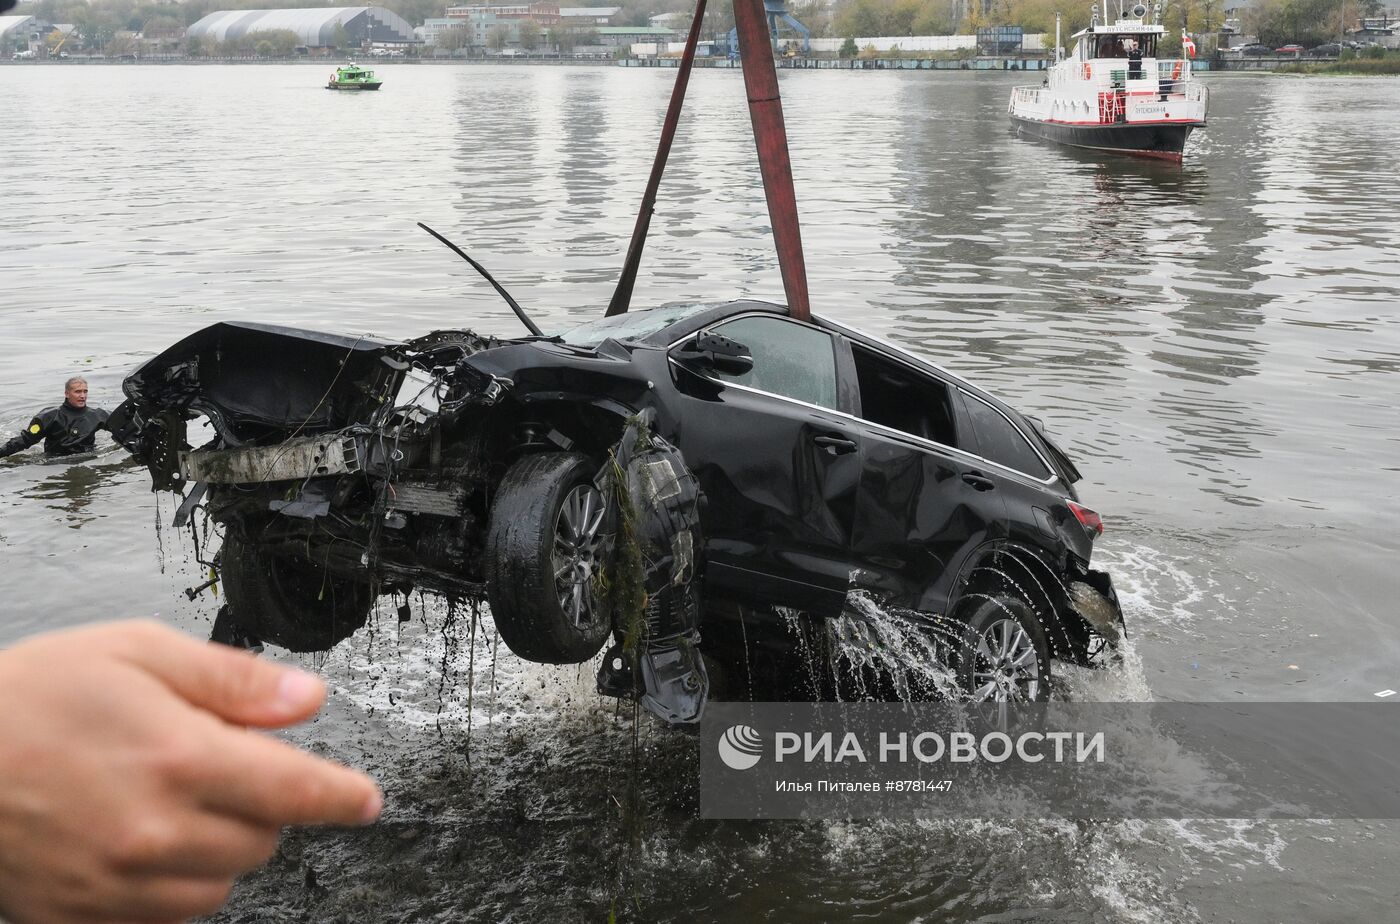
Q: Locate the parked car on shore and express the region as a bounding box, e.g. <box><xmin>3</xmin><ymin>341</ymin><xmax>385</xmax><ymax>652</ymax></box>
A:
<box><xmin>1306</xmin><ymin>43</ymin><xmax>1342</xmax><ymax>57</ymax></box>
<box><xmin>1238</xmin><ymin>43</ymin><xmax>1273</xmax><ymax>56</ymax></box>
<box><xmin>1275</xmin><ymin>44</ymin><xmax>1305</xmax><ymax>55</ymax></box>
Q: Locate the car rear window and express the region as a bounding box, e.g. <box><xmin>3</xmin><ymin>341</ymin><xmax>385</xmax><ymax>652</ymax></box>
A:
<box><xmin>708</xmin><ymin>316</ymin><xmax>839</xmax><ymax>410</ymax></box>
<box><xmin>962</xmin><ymin>393</ymin><xmax>1051</xmax><ymax>480</ymax></box>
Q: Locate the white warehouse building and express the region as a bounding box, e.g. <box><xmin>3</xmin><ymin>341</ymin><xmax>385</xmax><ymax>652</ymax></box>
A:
<box><xmin>186</xmin><ymin>7</ymin><xmax>418</xmax><ymax>48</ymax></box>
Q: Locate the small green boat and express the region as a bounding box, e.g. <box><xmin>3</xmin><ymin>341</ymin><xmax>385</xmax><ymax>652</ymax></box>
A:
<box><xmin>326</xmin><ymin>62</ymin><xmax>382</xmax><ymax>91</ymax></box>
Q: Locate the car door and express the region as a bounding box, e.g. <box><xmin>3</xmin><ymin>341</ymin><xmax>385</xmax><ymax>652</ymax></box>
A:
<box><xmin>665</xmin><ymin>314</ymin><xmax>861</xmax><ymax>616</ymax></box>
<box><xmin>843</xmin><ymin>342</ymin><xmax>1009</xmax><ymax>617</ymax></box>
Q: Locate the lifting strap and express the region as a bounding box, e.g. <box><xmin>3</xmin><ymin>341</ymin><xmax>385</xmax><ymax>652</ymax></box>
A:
<box><xmin>606</xmin><ymin>0</ymin><xmax>709</xmax><ymax>317</ymax></box>
<box><xmin>606</xmin><ymin>0</ymin><xmax>812</xmax><ymax>323</ymax></box>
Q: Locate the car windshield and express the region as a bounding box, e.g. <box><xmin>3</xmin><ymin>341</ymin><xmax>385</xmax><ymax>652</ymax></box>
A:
<box><xmin>556</xmin><ymin>303</ymin><xmax>714</xmax><ymax>348</ymax></box>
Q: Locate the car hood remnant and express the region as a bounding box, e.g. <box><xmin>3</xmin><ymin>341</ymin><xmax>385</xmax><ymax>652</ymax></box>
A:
<box><xmin>118</xmin><ymin>321</ymin><xmax>510</xmax><ymax>493</ymax></box>
<box><xmin>116</xmin><ymin>299</ymin><xmax>1124</xmax><ymax>721</ymax></box>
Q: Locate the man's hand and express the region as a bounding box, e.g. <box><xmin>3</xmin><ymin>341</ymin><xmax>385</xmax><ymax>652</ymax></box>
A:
<box><xmin>0</xmin><ymin>620</ymin><xmax>382</xmax><ymax>924</ymax></box>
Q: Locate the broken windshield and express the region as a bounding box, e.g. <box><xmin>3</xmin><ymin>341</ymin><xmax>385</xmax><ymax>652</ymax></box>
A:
<box><xmin>556</xmin><ymin>303</ymin><xmax>713</xmax><ymax>348</ymax></box>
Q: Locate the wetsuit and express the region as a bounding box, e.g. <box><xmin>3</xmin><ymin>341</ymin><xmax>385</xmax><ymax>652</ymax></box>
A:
<box><xmin>0</xmin><ymin>403</ymin><xmax>111</xmax><ymax>458</ymax></box>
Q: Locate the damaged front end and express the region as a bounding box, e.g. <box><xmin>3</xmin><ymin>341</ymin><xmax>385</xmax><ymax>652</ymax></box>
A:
<box><xmin>116</xmin><ymin>320</ymin><xmax>711</xmax><ymax>724</ymax></box>
<box><xmin>116</xmin><ymin>322</ymin><xmax>507</xmax><ymax>495</ymax></box>
<box><xmin>114</xmin><ymin>321</ymin><xmax>520</xmax><ymax>615</ymax></box>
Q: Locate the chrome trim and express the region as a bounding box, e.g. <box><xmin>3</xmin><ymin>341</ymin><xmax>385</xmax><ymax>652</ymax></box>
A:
<box><xmin>667</xmin><ymin>357</ymin><xmax>844</xmax><ymax>416</ymax></box>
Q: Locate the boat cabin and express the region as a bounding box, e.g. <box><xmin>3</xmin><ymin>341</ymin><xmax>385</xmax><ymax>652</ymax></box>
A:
<box><xmin>1086</xmin><ymin>31</ymin><xmax>1158</xmax><ymax>58</ymax></box>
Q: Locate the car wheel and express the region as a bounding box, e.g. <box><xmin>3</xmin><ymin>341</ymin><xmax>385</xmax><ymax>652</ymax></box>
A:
<box><xmin>485</xmin><ymin>452</ymin><xmax>612</xmax><ymax>664</ymax></box>
<box><xmin>218</xmin><ymin>532</ymin><xmax>372</xmax><ymax>652</ymax></box>
<box><xmin>956</xmin><ymin>595</ymin><xmax>1051</xmax><ymax>703</ymax></box>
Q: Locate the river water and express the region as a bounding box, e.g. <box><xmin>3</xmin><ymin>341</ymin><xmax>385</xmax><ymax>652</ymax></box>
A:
<box><xmin>2</xmin><ymin>64</ymin><xmax>1398</xmax><ymax>921</ymax></box>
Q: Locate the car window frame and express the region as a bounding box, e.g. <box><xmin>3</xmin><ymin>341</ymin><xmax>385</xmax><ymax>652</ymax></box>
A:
<box><xmin>667</xmin><ymin>312</ymin><xmax>850</xmax><ymax>414</ymax></box>
<box><xmin>668</xmin><ymin>313</ymin><xmax>1062</xmax><ymax>487</ymax></box>
<box><xmin>846</xmin><ymin>339</ymin><xmax>965</xmax><ymax>452</ymax></box>
<box><xmin>957</xmin><ymin>389</ymin><xmax>1057</xmax><ymax>485</ymax></box>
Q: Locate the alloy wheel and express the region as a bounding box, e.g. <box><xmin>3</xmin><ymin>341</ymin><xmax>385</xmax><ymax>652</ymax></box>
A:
<box><xmin>971</xmin><ymin>616</ymin><xmax>1042</xmax><ymax>702</ymax></box>
<box><xmin>553</xmin><ymin>483</ymin><xmax>607</xmax><ymax>629</ymax></box>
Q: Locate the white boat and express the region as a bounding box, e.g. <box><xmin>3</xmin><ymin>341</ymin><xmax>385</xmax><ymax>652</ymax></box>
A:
<box><xmin>1008</xmin><ymin>2</ymin><xmax>1208</xmax><ymax>162</ymax></box>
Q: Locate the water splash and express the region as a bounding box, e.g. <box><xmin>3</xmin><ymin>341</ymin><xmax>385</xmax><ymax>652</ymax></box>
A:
<box><xmin>826</xmin><ymin>591</ymin><xmax>964</xmax><ymax>701</ymax></box>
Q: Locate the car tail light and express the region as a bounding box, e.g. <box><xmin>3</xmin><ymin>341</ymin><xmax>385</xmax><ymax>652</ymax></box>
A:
<box><xmin>1068</xmin><ymin>501</ymin><xmax>1104</xmax><ymax>536</ymax></box>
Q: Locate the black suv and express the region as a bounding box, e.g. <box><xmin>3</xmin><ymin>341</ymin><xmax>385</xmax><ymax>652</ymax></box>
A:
<box><xmin>113</xmin><ymin>300</ymin><xmax>1123</xmax><ymax>722</ymax></box>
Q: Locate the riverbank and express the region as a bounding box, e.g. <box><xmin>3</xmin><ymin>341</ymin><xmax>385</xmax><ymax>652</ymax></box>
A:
<box><xmin>6</xmin><ymin>55</ymin><xmax>1369</xmax><ymax>73</ymax></box>
<box><xmin>1278</xmin><ymin>57</ymin><xmax>1400</xmax><ymax>75</ymax></box>
<box><xmin>1</xmin><ymin>55</ymin><xmax>1054</xmax><ymax>70</ymax></box>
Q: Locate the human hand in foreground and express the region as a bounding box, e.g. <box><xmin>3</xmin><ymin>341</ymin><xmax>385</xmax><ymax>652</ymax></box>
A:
<box><xmin>0</xmin><ymin>620</ymin><xmax>381</xmax><ymax>924</ymax></box>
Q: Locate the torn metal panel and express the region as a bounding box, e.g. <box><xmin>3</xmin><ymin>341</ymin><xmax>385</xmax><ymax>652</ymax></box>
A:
<box><xmin>173</xmin><ymin>482</ymin><xmax>209</xmax><ymax>528</ymax></box>
<box><xmin>121</xmin><ymin>322</ymin><xmax>398</xmax><ymax>437</ymax></box>
<box><xmin>268</xmin><ymin>481</ymin><xmax>336</xmax><ymax>520</ymax></box>
<box><xmin>182</xmin><ymin>435</ymin><xmax>360</xmax><ymax>484</ymax></box>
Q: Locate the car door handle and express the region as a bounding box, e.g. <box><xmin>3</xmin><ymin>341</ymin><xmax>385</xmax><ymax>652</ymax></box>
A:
<box><xmin>813</xmin><ymin>435</ymin><xmax>857</xmax><ymax>455</ymax></box>
<box><xmin>962</xmin><ymin>471</ymin><xmax>996</xmax><ymax>491</ymax></box>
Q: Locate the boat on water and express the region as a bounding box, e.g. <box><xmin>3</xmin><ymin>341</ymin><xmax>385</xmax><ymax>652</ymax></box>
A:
<box><xmin>326</xmin><ymin>62</ymin><xmax>382</xmax><ymax>91</ymax></box>
<box><xmin>1008</xmin><ymin>3</ymin><xmax>1208</xmax><ymax>162</ymax></box>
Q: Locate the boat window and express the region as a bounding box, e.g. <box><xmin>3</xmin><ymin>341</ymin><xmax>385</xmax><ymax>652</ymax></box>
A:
<box><xmin>962</xmin><ymin>393</ymin><xmax>1051</xmax><ymax>480</ymax></box>
<box><xmin>851</xmin><ymin>344</ymin><xmax>959</xmax><ymax>448</ymax></box>
<box><xmin>1095</xmin><ymin>34</ymin><xmax>1157</xmax><ymax>57</ymax></box>
<box><xmin>707</xmin><ymin>316</ymin><xmax>839</xmax><ymax>410</ymax></box>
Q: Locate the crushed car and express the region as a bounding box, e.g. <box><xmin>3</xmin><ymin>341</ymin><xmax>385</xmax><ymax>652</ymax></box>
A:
<box><xmin>111</xmin><ymin>299</ymin><xmax>1124</xmax><ymax>723</ymax></box>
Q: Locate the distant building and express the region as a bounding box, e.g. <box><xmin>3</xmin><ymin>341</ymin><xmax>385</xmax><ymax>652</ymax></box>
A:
<box><xmin>446</xmin><ymin>3</ymin><xmax>561</xmax><ymax>27</ymax></box>
<box><xmin>1351</xmin><ymin>15</ymin><xmax>1398</xmax><ymax>47</ymax></box>
<box><xmin>186</xmin><ymin>7</ymin><xmax>418</xmax><ymax>51</ymax></box>
<box><xmin>561</xmin><ymin>6</ymin><xmax>618</xmax><ymax>25</ymax></box>
<box><xmin>0</xmin><ymin>15</ymin><xmax>49</xmax><ymax>53</ymax></box>
<box><xmin>417</xmin><ymin>17</ymin><xmax>458</xmax><ymax>46</ymax></box>
<box><xmin>595</xmin><ymin>25</ymin><xmax>677</xmax><ymax>48</ymax></box>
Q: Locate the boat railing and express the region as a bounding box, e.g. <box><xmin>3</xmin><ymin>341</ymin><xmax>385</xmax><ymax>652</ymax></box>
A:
<box><xmin>1008</xmin><ymin>85</ymin><xmax>1046</xmax><ymax>110</ymax></box>
<box><xmin>1150</xmin><ymin>79</ymin><xmax>1208</xmax><ymax>103</ymax></box>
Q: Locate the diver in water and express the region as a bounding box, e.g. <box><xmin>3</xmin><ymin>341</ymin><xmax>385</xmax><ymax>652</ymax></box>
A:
<box><xmin>0</xmin><ymin>376</ymin><xmax>111</xmax><ymax>458</ymax></box>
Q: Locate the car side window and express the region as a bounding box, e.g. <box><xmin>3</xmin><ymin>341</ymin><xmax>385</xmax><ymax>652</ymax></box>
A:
<box><xmin>962</xmin><ymin>393</ymin><xmax>1051</xmax><ymax>479</ymax></box>
<box><xmin>706</xmin><ymin>316</ymin><xmax>839</xmax><ymax>410</ymax></box>
<box><xmin>851</xmin><ymin>344</ymin><xmax>959</xmax><ymax>448</ymax></box>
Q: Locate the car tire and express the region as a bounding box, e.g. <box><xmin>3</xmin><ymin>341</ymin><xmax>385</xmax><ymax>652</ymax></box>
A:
<box><xmin>955</xmin><ymin>594</ymin><xmax>1051</xmax><ymax>702</ymax></box>
<box><xmin>218</xmin><ymin>532</ymin><xmax>372</xmax><ymax>652</ymax></box>
<box><xmin>485</xmin><ymin>452</ymin><xmax>613</xmax><ymax>664</ymax></box>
